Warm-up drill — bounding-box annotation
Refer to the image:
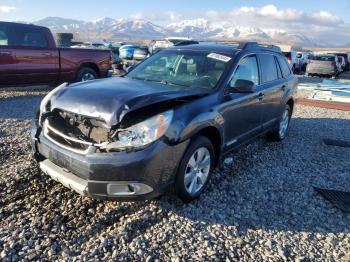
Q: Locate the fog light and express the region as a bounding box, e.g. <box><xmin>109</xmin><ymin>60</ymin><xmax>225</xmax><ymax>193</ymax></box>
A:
<box><xmin>107</xmin><ymin>182</ymin><xmax>153</xmax><ymax>196</ymax></box>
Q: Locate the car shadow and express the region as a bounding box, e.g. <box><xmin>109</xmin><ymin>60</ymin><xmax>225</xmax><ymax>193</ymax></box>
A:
<box><xmin>154</xmin><ymin>116</ymin><xmax>350</xmax><ymax>234</ymax></box>
<box><xmin>1</xmin><ymin>116</ymin><xmax>349</xmax><ymax>257</ymax></box>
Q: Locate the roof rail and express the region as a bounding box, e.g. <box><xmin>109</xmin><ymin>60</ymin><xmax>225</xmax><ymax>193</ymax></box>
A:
<box><xmin>174</xmin><ymin>40</ymin><xmax>199</xmax><ymax>46</ymax></box>
<box><xmin>238</xmin><ymin>41</ymin><xmax>281</xmax><ymax>52</ymax></box>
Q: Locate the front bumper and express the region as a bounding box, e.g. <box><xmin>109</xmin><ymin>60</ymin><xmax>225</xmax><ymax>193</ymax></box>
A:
<box><xmin>31</xmin><ymin>119</ymin><xmax>189</xmax><ymax>200</ymax></box>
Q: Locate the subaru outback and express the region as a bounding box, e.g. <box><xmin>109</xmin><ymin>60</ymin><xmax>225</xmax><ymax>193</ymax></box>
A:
<box><xmin>31</xmin><ymin>42</ymin><xmax>297</xmax><ymax>202</ymax></box>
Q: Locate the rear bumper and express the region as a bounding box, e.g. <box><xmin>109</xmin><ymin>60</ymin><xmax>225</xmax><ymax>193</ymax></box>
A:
<box><xmin>31</xmin><ymin>119</ymin><xmax>189</xmax><ymax>200</ymax></box>
<box><xmin>306</xmin><ymin>67</ymin><xmax>336</xmax><ymax>75</ymax></box>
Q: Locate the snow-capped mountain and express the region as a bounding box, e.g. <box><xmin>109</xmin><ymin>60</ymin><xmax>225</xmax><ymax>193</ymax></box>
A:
<box><xmin>33</xmin><ymin>17</ymin><xmax>318</xmax><ymax>47</ymax></box>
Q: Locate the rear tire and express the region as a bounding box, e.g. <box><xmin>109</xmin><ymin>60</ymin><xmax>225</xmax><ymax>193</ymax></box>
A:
<box><xmin>175</xmin><ymin>136</ymin><xmax>214</xmax><ymax>202</ymax></box>
<box><xmin>75</xmin><ymin>67</ymin><xmax>98</xmax><ymax>82</ymax></box>
<box><xmin>269</xmin><ymin>104</ymin><xmax>291</xmax><ymax>141</ymax></box>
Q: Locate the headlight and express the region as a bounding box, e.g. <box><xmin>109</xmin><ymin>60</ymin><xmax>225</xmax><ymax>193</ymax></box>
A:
<box><xmin>106</xmin><ymin>110</ymin><xmax>173</xmax><ymax>151</ymax></box>
<box><xmin>39</xmin><ymin>82</ymin><xmax>68</xmax><ymax>124</ymax></box>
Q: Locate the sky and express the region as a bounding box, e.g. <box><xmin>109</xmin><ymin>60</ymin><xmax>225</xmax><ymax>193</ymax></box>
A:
<box><xmin>0</xmin><ymin>0</ymin><xmax>349</xmax><ymax>23</ymax></box>
<box><xmin>1</xmin><ymin>0</ymin><xmax>350</xmax><ymax>45</ymax></box>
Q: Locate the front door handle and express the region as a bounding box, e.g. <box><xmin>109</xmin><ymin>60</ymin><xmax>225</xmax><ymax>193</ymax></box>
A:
<box><xmin>281</xmin><ymin>85</ymin><xmax>286</xmax><ymax>91</ymax></box>
<box><xmin>42</xmin><ymin>52</ymin><xmax>52</xmax><ymax>56</ymax></box>
<box><xmin>258</xmin><ymin>92</ymin><xmax>265</xmax><ymax>100</ymax></box>
<box><xmin>0</xmin><ymin>51</ymin><xmax>12</xmax><ymax>55</ymax></box>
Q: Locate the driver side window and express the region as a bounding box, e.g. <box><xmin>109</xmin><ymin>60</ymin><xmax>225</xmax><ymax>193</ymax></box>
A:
<box><xmin>230</xmin><ymin>55</ymin><xmax>259</xmax><ymax>86</ymax></box>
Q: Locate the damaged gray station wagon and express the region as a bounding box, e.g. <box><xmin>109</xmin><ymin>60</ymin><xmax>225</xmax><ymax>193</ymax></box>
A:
<box><xmin>31</xmin><ymin>42</ymin><xmax>297</xmax><ymax>202</ymax></box>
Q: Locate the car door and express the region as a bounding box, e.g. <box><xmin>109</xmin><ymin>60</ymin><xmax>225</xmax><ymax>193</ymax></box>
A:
<box><xmin>220</xmin><ymin>54</ymin><xmax>263</xmax><ymax>150</ymax></box>
<box><xmin>12</xmin><ymin>25</ymin><xmax>59</xmax><ymax>85</ymax></box>
<box><xmin>0</xmin><ymin>23</ymin><xmax>17</xmax><ymax>86</ymax></box>
<box><xmin>257</xmin><ymin>53</ymin><xmax>285</xmax><ymax>129</ymax></box>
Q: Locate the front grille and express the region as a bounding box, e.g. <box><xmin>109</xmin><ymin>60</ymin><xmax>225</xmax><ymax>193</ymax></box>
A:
<box><xmin>47</xmin><ymin>126</ymin><xmax>90</xmax><ymax>151</ymax></box>
<box><xmin>42</xmin><ymin>109</ymin><xmax>109</xmax><ymax>154</ymax></box>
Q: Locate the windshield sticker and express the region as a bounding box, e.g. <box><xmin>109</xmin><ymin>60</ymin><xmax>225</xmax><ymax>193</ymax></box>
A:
<box><xmin>207</xmin><ymin>53</ymin><xmax>231</xmax><ymax>62</ymax></box>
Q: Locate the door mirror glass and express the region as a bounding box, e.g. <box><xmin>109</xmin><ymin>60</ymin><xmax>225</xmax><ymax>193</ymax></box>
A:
<box><xmin>228</xmin><ymin>79</ymin><xmax>256</xmax><ymax>93</ymax></box>
<box><xmin>125</xmin><ymin>65</ymin><xmax>135</xmax><ymax>73</ymax></box>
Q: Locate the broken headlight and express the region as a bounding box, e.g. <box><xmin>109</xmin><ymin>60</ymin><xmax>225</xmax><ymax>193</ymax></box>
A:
<box><xmin>39</xmin><ymin>82</ymin><xmax>68</xmax><ymax>124</ymax></box>
<box><xmin>108</xmin><ymin>110</ymin><xmax>173</xmax><ymax>150</ymax></box>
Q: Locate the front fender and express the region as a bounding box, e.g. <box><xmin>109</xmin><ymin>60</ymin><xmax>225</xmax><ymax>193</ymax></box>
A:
<box><xmin>165</xmin><ymin>110</ymin><xmax>225</xmax><ymax>145</ymax></box>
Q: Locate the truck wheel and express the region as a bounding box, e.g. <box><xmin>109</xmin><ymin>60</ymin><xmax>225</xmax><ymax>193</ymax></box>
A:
<box><xmin>269</xmin><ymin>104</ymin><xmax>291</xmax><ymax>141</ymax></box>
<box><xmin>175</xmin><ymin>136</ymin><xmax>214</xmax><ymax>202</ymax></box>
<box><xmin>76</xmin><ymin>67</ymin><xmax>98</xmax><ymax>82</ymax></box>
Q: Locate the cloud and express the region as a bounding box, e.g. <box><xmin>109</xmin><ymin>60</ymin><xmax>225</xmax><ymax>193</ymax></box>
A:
<box><xmin>205</xmin><ymin>5</ymin><xmax>349</xmax><ymax>46</ymax></box>
<box><xmin>206</xmin><ymin>5</ymin><xmax>343</xmax><ymax>27</ymax></box>
<box><xmin>124</xmin><ymin>5</ymin><xmax>349</xmax><ymax>45</ymax></box>
<box><xmin>129</xmin><ymin>11</ymin><xmax>182</xmax><ymax>23</ymax></box>
<box><xmin>0</xmin><ymin>5</ymin><xmax>16</xmax><ymax>13</ymax></box>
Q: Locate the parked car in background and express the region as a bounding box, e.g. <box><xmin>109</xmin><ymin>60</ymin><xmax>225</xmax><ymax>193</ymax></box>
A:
<box><xmin>296</xmin><ymin>52</ymin><xmax>312</xmax><ymax>71</ymax></box>
<box><xmin>32</xmin><ymin>42</ymin><xmax>297</xmax><ymax>202</ymax></box>
<box><xmin>149</xmin><ymin>37</ymin><xmax>192</xmax><ymax>54</ymax></box>
<box><xmin>283</xmin><ymin>51</ymin><xmax>300</xmax><ymax>73</ymax></box>
<box><xmin>119</xmin><ymin>44</ymin><xmax>140</xmax><ymax>60</ymax></box>
<box><xmin>0</xmin><ymin>21</ymin><xmax>112</xmax><ymax>86</ymax></box>
<box><xmin>338</xmin><ymin>56</ymin><xmax>346</xmax><ymax>72</ymax></box>
<box><xmin>333</xmin><ymin>53</ymin><xmax>349</xmax><ymax>71</ymax></box>
<box><xmin>133</xmin><ymin>47</ymin><xmax>150</xmax><ymax>61</ymax></box>
<box><xmin>71</xmin><ymin>42</ymin><xmax>108</xmax><ymax>49</ymax></box>
<box><xmin>306</xmin><ymin>54</ymin><xmax>340</xmax><ymax>78</ymax></box>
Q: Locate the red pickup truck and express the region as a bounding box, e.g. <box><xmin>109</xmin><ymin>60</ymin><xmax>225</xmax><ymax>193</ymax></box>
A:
<box><xmin>0</xmin><ymin>21</ymin><xmax>112</xmax><ymax>86</ymax></box>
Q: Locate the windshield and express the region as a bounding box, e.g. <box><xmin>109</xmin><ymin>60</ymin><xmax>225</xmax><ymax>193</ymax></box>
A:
<box><xmin>127</xmin><ymin>50</ymin><xmax>231</xmax><ymax>89</ymax></box>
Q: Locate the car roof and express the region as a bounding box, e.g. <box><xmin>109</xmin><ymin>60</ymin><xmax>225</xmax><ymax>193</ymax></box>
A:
<box><xmin>0</xmin><ymin>21</ymin><xmax>47</xmax><ymax>30</ymax></box>
<box><xmin>167</xmin><ymin>43</ymin><xmax>241</xmax><ymax>56</ymax></box>
<box><xmin>168</xmin><ymin>42</ymin><xmax>282</xmax><ymax>56</ymax></box>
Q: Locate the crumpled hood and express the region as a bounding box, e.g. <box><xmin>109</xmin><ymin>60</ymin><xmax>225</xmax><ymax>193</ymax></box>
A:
<box><xmin>50</xmin><ymin>77</ymin><xmax>208</xmax><ymax>126</ymax></box>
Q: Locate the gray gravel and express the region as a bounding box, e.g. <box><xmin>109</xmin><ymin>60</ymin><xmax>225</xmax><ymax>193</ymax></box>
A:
<box><xmin>0</xmin><ymin>92</ymin><xmax>350</xmax><ymax>261</ymax></box>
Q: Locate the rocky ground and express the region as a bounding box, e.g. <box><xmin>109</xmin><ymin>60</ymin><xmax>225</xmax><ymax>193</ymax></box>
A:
<box><xmin>0</xmin><ymin>89</ymin><xmax>350</xmax><ymax>261</ymax></box>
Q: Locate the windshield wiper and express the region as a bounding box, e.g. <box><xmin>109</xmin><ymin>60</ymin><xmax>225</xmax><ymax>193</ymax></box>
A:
<box><xmin>130</xmin><ymin>76</ymin><xmax>190</xmax><ymax>88</ymax></box>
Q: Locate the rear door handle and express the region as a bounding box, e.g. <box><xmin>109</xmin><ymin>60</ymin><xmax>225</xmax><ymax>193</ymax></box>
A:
<box><xmin>42</xmin><ymin>52</ymin><xmax>52</xmax><ymax>56</ymax></box>
<box><xmin>258</xmin><ymin>92</ymin><xmax>265</xmax><ymax>100</ymax></box>
<box><xmin>281</xmin><ymin>85</ymin><xmax>286</xmax><ymax>91</ymax></box>
<box><xmin>0</xmin><ymin>51</ymin><xmax>12</xmax><ymax>55</ymax></box>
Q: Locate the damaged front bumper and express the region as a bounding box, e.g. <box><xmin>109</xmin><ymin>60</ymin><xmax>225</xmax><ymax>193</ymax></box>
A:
<box><xmin>31</xmin><ymin>119</ymin><xmax>189</xmax><ymax>201</ymax></box>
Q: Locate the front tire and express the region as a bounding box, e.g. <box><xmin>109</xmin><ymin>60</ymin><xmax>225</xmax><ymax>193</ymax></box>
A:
<box><xmin>175</xmin><ymin>136</ymin><xmax>214</xmax><ymax>202</ymax></box>
<box><xmin>76</xmin><ymin>67</ymin><xmax>98</xmax><ymax>82</ymax></box>
<box><xmin>270</xmin><ymin>104</ymin><xmax>291</xmax><ymax>141</ymax></box>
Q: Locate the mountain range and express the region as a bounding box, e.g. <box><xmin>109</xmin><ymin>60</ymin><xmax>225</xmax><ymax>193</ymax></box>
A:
<box><xmin>33</xmin><ymin>17</ymin><xmax>321</xmax><ymax>47</ymax></box>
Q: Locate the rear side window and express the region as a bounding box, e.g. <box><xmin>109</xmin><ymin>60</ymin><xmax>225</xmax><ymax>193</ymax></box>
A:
<box><xmin>274</xmin><ymin>56</ymin><xmax>282</xmax><ymax>79</ymax></box>
<box><xmin>0</xmin><ymin>25</ymin><xmax>9</xmax><ymax>46</ymax></box>
<box><xmin>230</xmin><ymin>55</ymin><xmax>259</xmax><ymax>86</ymax></box>
<box><xmin>277</xmin><ymin>55</ymin><xmax>291</xmax><ymax>77</ymax></box>
<box><xmin>259</xmin><ymin>54</ymin><xmax>278</xmax><ymax>83</ymax></box>
<box><xmin>14</xmin><ymin>27</ymin><xmax>48</xmax><ymax>48</ymax></box>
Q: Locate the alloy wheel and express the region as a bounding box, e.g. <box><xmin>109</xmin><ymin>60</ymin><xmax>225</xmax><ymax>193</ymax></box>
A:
<box><xmin>81</xmin><ymin>73</ymin><xmax>95</xmax><ymax>82</ymax></box>
<box><xmin>184</xmin><ymin>147</ymin><xmax>211</xmax><ymax>195</ymax></box>
<box><xmin>279</xmin><ymin>109</ymin><xmax>290</xmax><ymax>139</ymax></box>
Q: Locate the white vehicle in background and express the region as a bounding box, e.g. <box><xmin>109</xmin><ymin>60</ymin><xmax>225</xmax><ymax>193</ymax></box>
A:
<box><xmin>71</xmin><ymin>42</ymin><xmax>108</xmax><ymax>49</ymax></box>
<box><xmin>149</xmin><ymin>37</ymin><xmax>192</xmax><ymax>54</ymax></box>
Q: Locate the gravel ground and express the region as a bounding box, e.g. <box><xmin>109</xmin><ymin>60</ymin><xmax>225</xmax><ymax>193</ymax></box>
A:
<box><xmin>0</xmin><ymin>92</ymin><xmax>350</xmax><ymax>261</ymax></box>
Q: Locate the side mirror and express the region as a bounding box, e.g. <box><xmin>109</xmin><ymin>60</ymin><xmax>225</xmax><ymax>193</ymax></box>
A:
<box><xmin>125</xmin><ymin>65</ymin><xmax>135</xmax><ymax>73</ymax></box>
<box><xmin>228</xmin><ymin>79</ymin><xmax>256</xmax><ymax>93</ymax></box>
